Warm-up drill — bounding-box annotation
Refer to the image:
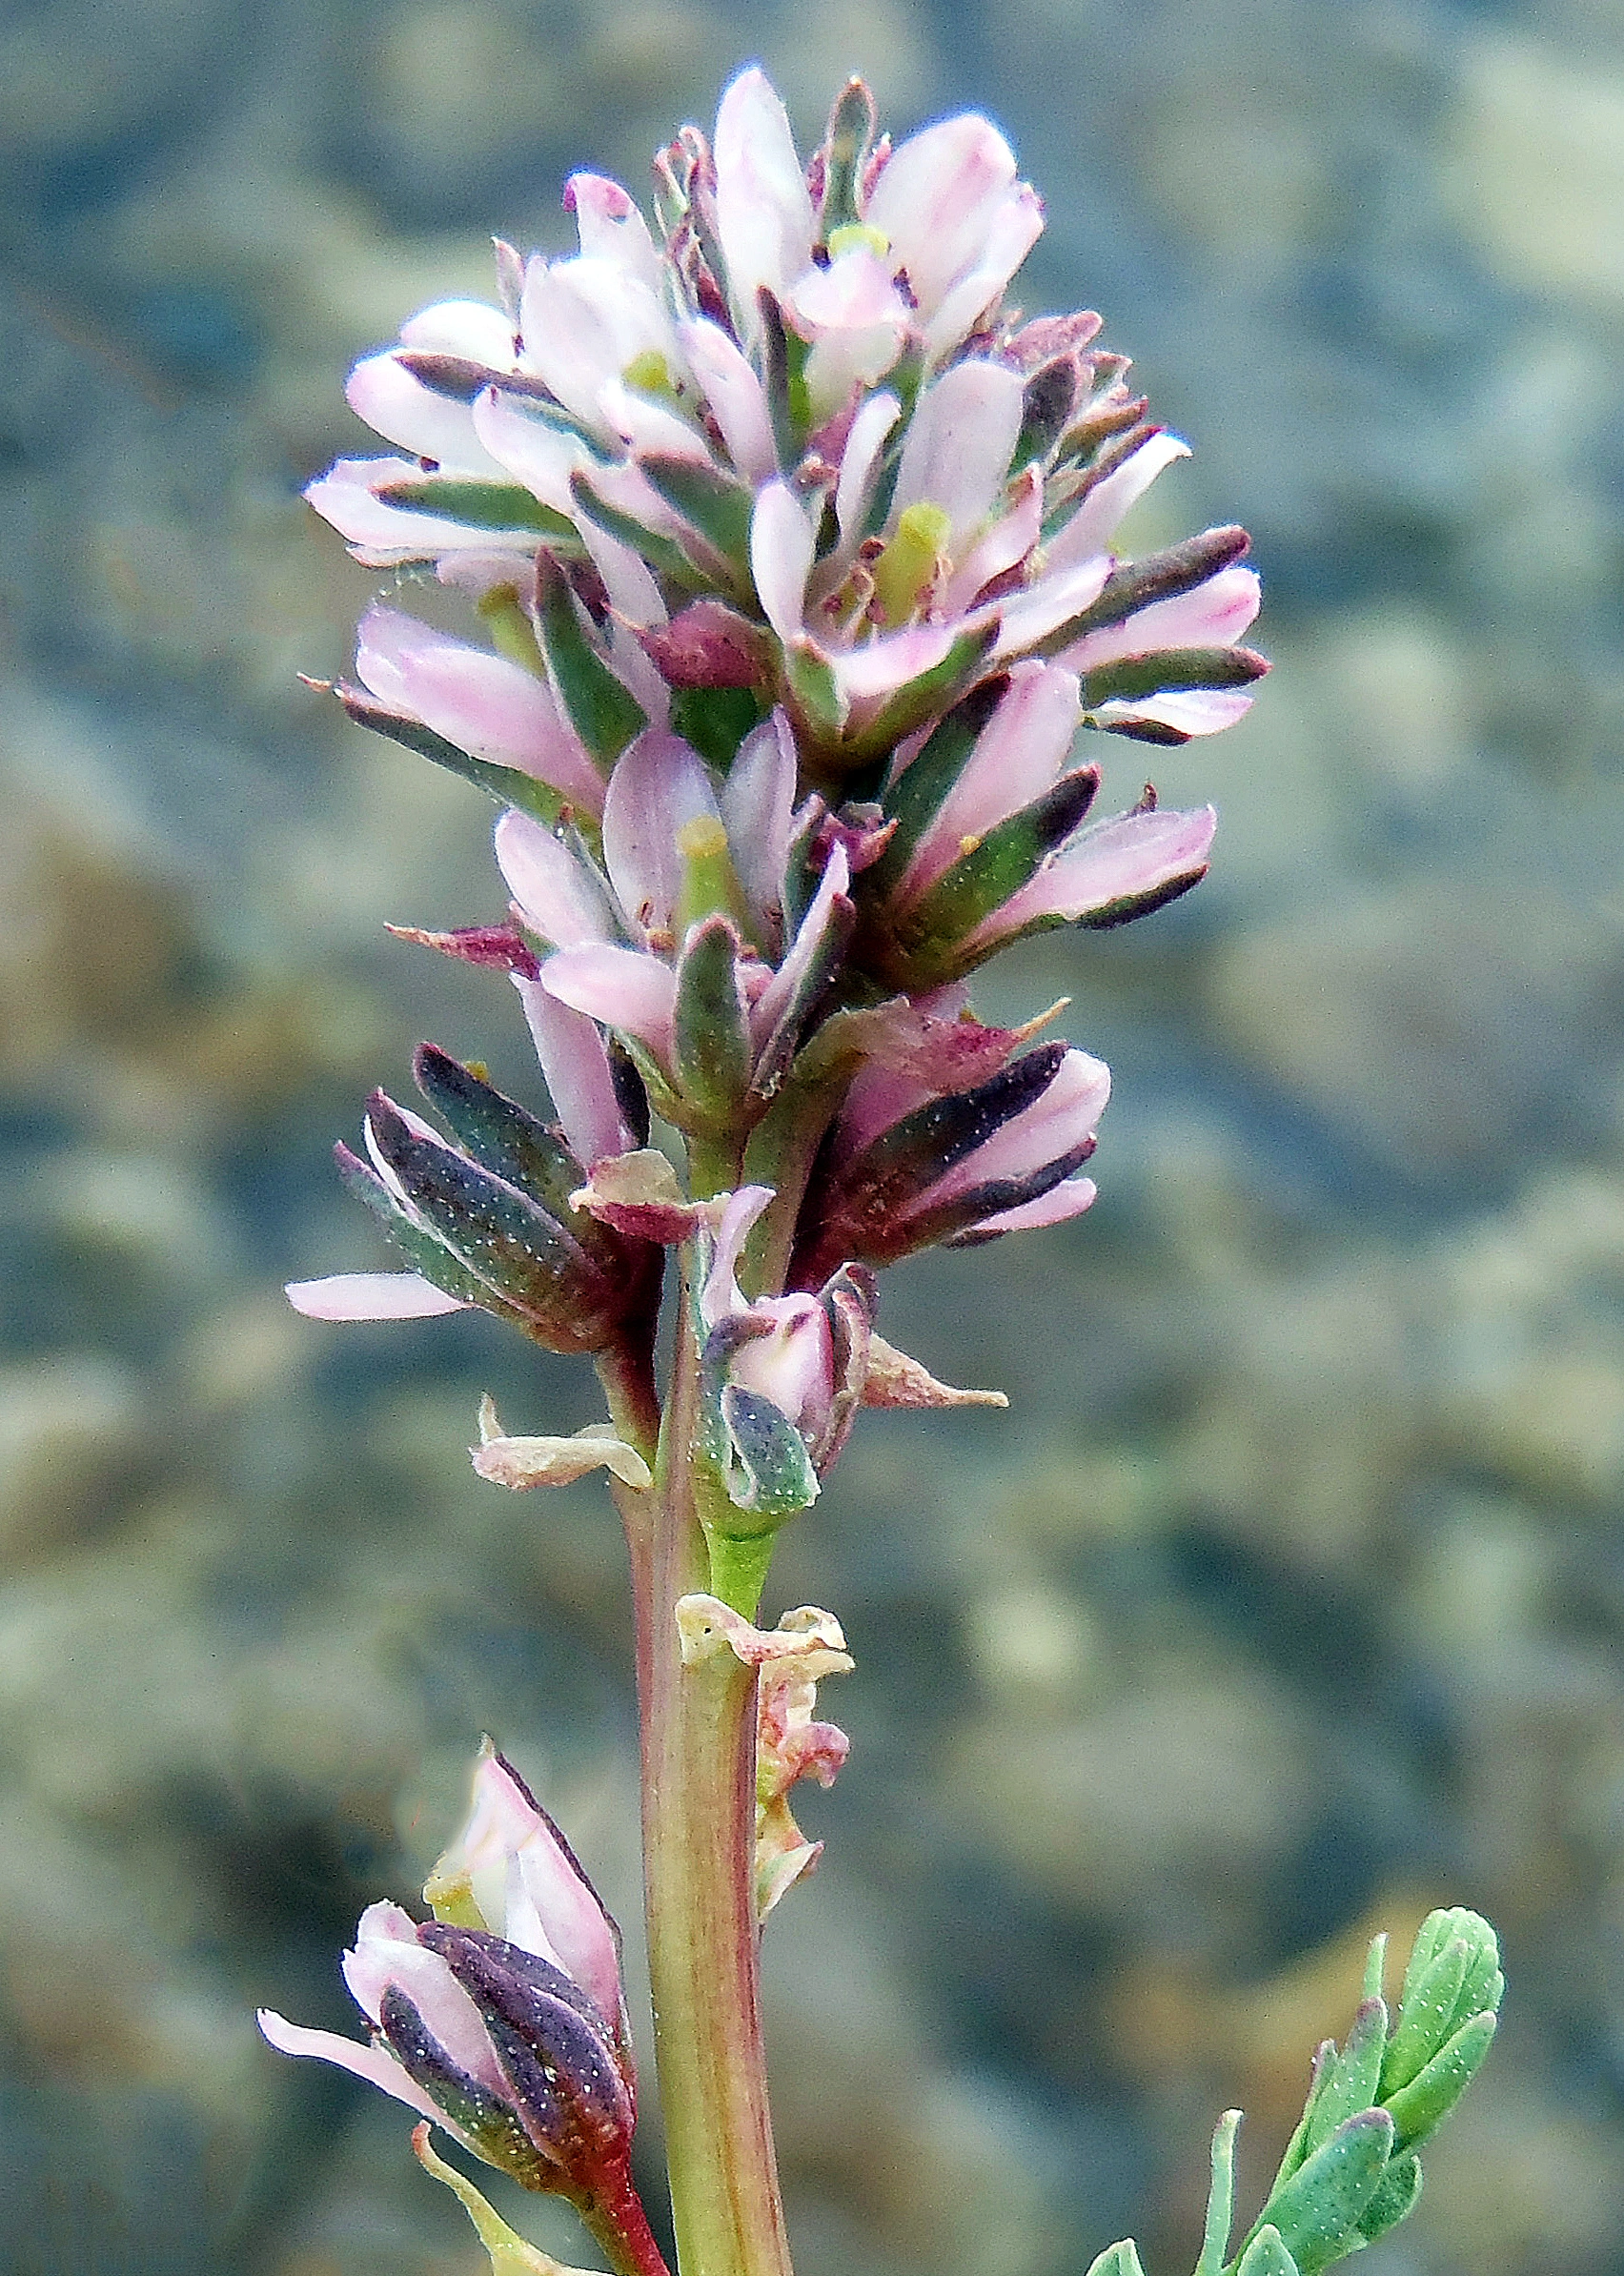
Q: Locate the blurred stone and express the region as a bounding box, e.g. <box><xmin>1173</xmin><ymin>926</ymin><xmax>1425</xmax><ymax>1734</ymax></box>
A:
<box><xmin>0</xmin><ymin>1354</ymin><xmax>144</xmax><ymax>1559</ymax></box>
<box><xmin>1206</xmin><ymin>884</ymin><xmax>1624</xmax><ymax>1187</ymax></box>
<box><xmin>949</xmin><ymin>1667</ymin><xmax>1314</xmax><ymax>1917</ymax></box>
<box><xmin>1444</xmin><ymin>35</ymin><xmax>1624</xmax><ymax>311</ymax></box>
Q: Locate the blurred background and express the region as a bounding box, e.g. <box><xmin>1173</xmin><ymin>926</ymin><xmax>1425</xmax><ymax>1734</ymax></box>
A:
<box><xmin>2</xmin><ymin>0</ymin><xmax>1623</xmax><ymax>2269</ymax></box>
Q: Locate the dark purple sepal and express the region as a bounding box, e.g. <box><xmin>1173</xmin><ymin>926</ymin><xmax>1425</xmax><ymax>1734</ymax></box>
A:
<box><xmin>420</xmin><ymin>1926</ymin><xmax>635</xmax><ymax>2157</ymax></box>
<box><xmin>1049</xmin><ymin>525</ymin><xmax>1251</xmax><ymax>649</ymax></box>
<box><xmin>376</xmin><ymin>1984</ymin><xmax>554</xmax><ymax>2188</ymax></box>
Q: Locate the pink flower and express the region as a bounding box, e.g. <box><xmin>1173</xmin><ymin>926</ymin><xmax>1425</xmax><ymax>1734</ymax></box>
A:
<box><xmin>496</xmin><ymin>718</ymin><xmax>854</xmax><ymax>1128</ymax></box>
<box><xmin>259</xmin><ymin>1748</ymin><xmax>645</xmax><ymax>2211</ymax></box>
<box><xmin>286</xmin><ymin>1046</ymin><xmax>653</xmax><ymax>1343</ymax></box>
<box><xmin>695</xmin><ymin>1187</ymin><xmax>876</xmax><ymax>1517</ymax></box>
<box><xmin>796</xmin><ymin>1021</ymin><xmax>1111</xmax><ymax>1282</ymax></box>
<box><xmin>349</xmin><ymin>605</ymin><xmax>609</xmax><ymax>816</ymax></box>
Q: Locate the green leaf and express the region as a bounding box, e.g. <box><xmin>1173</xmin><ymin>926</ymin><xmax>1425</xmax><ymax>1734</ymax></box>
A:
<box><xmin>532</xmin><ymin>554</ymin><xmax>647</xmax><ymax>769</ymax></box>
<box><xmin>672</xmin><ymin>916</ymin><xmax>752</xmax><ymax>1123</ymax></box>
<box><xmin>1305</xmin><ymin>1998</ymin><xmax>1389</xmax><ymax>2156</ymax></box>
<box><xmin>1381</xmin><ymin>1937</ymin><xmax>1471</xmax><ymax>2096</ymax></box>
<box><xmin>719</xmin><ymin>1386</ymin><xmax>820</xmax><ymax>1518</ymax></box>
<box><xmin>1233</xmin><ymin>2227</ymin><xmax>1301</xmax><ymax>2276</ymax></box>
<box><xmin>1269</xmin><ymin>2042</ymin><xmax>1338</xmax><ymax>2196</ymax></box>
<box><xmin>1195</xmin><ymin>2111</ymin><xmax>1242</xmax><ymax>2276</ymax></box>
<box><xmin>336</xmin><ymin>1148</ymin><xmax>521</xmax><ymax>1318</ymax></box>
<box><xmin>411</xmin><ymin>1047</ymin><xmax>583</xmax><ymax>1220</ymax></box>
<box><xmin>367</xmin><ymin>1100</ymin><xmax>591</xmax><ymax>1328</ymax></box>
<box><xmin>1384</xmin><ymin>2012</ymin><xmax>1497</xmax><ymax>2152</ymax></box>
<box><xmin>333</xmin><ymin>683</ymin><xmax>568</xmax><ymax>825</ymax></box>
<box><xmin>374</xmin><ymin>478</ymin><xmax>579</xmax><ymax>543</ymax></box>
<box><xmin>1085</xmin><ymin>2246</ymin><xmax>1147</xmax><ymax>2276</ymax></box>
<box><xmin>1354</xmin><ymin>2155</ymin><xmax>1421</xmax><ymax>2246</ymax></box>
<box><xmin>1242</xmin><ymin>2109</ymin><xmax>1393</xmax><ymax>2276</ymax></box>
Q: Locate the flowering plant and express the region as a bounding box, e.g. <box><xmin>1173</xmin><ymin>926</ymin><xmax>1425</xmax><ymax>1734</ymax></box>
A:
<box><xmin>265</xmin><ymin>66</ymin><xmax>1498</xmax><ymax>2276</ymax></box>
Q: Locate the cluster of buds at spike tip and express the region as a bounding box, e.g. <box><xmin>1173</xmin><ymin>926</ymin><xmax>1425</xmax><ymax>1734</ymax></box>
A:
<box><xmin>309</xmin><ymin>70</ymin><xmax>1264</xmax><ymax>782</ymax></box>
<box><xmin>1168</xmin><ymin>1909</ymin><xmax>1504</xmax><ymax>2276</ymax></box>
<box><xmin>259</xmin><ymin>1747</ymin><xmax>668</xmax><ymax>2276</ymax></box>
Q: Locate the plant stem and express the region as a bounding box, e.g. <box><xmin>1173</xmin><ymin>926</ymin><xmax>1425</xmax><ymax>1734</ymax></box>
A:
<box><xmin>639</xmin><ymin>1299</ymin><xmax>793</xmax><ymax>2276</ymax></box>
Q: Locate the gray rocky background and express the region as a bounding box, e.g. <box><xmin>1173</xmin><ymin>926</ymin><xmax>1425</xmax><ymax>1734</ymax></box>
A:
<box><xmin>2</xmin><ymin>0</ymin><xmax>1622</xmax><ymax>2270</ymax></box>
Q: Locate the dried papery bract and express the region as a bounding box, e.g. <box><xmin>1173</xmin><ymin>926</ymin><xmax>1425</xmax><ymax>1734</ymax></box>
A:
<box><xmin>264</xmin><ymin>58</ymin><xmax>1497</xmax><ymax>2276</ymax></box>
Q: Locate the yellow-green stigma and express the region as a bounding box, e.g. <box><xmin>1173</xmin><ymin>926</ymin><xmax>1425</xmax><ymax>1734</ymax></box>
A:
<box><xmin>623</xmin><ymin>347</ymin><xmax>681</xmax><ymax>402</ymax></box>
<box><xmin>675</xmin><ymin>814</ymin><xmax>751</xmax><ymax>938</ymax></box>
<box><xmin>825</xmin><ymin>222</ymin><xmax>891</xmax><ymax>263</ymax></box>
<box><xmin>477</xmin><ymin>583</ymin><xmax>548</xmax><ymax>677</ymax></box>
<box><xmin>871</xmin><ymin>502</ymin><xmax>953</xmax><ymax>627</ymax></box>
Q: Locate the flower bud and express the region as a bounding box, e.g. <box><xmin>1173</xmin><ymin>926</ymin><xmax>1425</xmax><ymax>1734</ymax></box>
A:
<box><xmin>799</xmin><ymin>1041</ymin><xmax>1110</xmax><ymax>1282</ymax></box>
<box><xmin>260</xmin><ymin>1751</ymin><xmax>664</xmax><ymax>2273</ymax></box>
<box><xmin>316</xmin><ymin>1063</ymin><xmax>658</xmax><ymax>1353</ymax></box>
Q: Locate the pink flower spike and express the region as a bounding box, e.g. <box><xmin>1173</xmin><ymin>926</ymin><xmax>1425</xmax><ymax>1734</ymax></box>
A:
<box><xmin>305</xmin><ymin>457</ymin><xmax>536</xmax><ymax>570</ymax></box>
<box><xmin>285</xmin><ymin>1273</ymin><xmax>469</xmax><ymax>1321</ymax></box>
<box><xmin>977</xmin><ymin>802</ymin><xmax>1218</xmax><ymax>945</ymax></box>
<box><xmin>834</xmin><ymin>390</ymin><xmax>903</xmax><ymax>543</ymax></box>
<box><xmin>518</xmin><ymin>259</ymin><xmax>685</xmax><ymax>442</ymax></box>
<box><xmin>721</xmin><ymin>712</ymin><xmax>799</xmax><ymax>933</ymax></box>
<box><xmin>355</xmin><ymin>607</ymin><xmax>606</xmax><ymax>813</ymax></box>
<box><xmin>602</xmin><ymin>731</ymin><xmax>722</xmax><ymax>938</ymax></box>
<box><xmin>833</xmin><ymin>621</ymin><xmax>957</xmax><ymax>703</ymax></box>
<box><xmin>341</xmin><ymin>1900</ymin><xmax>509</xmax><ymax>2095</ymax></box>
<box><xmin>1043</xmin><ymin>431</ymin><xmax>1192</xmax><ymax>574</ymax></box>
<box><xmin>900</xmin><ymin>660</ymin><xmax>1083</xmax><ymax>903</ymax></box>
<box><xmin>640</xmin><ymin>600</ymin><xmax>768</xmax><ymax>691</ymax></box>
<box><xmin>494</xmin><ymin>809</ymin><xmax>618</xmax><ymax>948</ymax></box>
<box><xmin>983</xmin><ymin>554</ymin><xmax>1114</xmax><ymax>661</ymax></box>
<box><xmin>713</xmin><ymin>69</ymin><xmax>816</xmax><ymax>327</ymax></box>
<box><xmin>514</xmin><ymin>977</ymin><xmax>634</xmax><ymax>1168</ymax></box>
<box><xmin>921</xmin><ymin>184</ymin><xmax>1045</xmax><ymax>359</ymax></box>
<box><xmin>938</xmin><ymin>462</ymin><xmax>1043</xmax><ymax>616</ymax></box>
<box><xmin>864</xmin><ymin>111</ymin><xmax>1017</xmax><ymax>279</ymax></box>
<box><xmin>1095</xmin><ymin>690</ymin><xmax>1258</xmax><ymax>739</ymax></box>
<box><xmin>923</xmin><ymin>1046</ymin><xmax>1110</xmax><ymax>1205</ymax></box>
<box><xmin>750</xmin><ymin>482</ymin><xmax>817</xmax><ymax>645</ymax></box>
<box><xmin>700</xmin><ymin>1185</ymin><xmax>777</xmax><ymax>1329</ymax></box>
<box><xmin>436</xmin><ymin>1746</ymin><xmax>627</xmax><ymax>2045</ymax></box>
<box><xmin>892</xmin><ymin>359</ymin><xmax>1026</xmax><ymax>543</ymax></box>
<box><xmin>397</xmin><ymin>298</ymin><xmax>518</xmax><ymax>364</ymax></box>
<box><xmin>540</xmin><ymin>944</ymin><xmax>679</xmax><ymax>1067</ymax></box>
<box><xmin>468</xmin><ymin>389</ymin><xmax>582</xmax><ymax>518</ymax></box>
<box><xmin>750</xmin><ymin>840</ymin><xmax>851</xmax><ymax>1052</ymax></box>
